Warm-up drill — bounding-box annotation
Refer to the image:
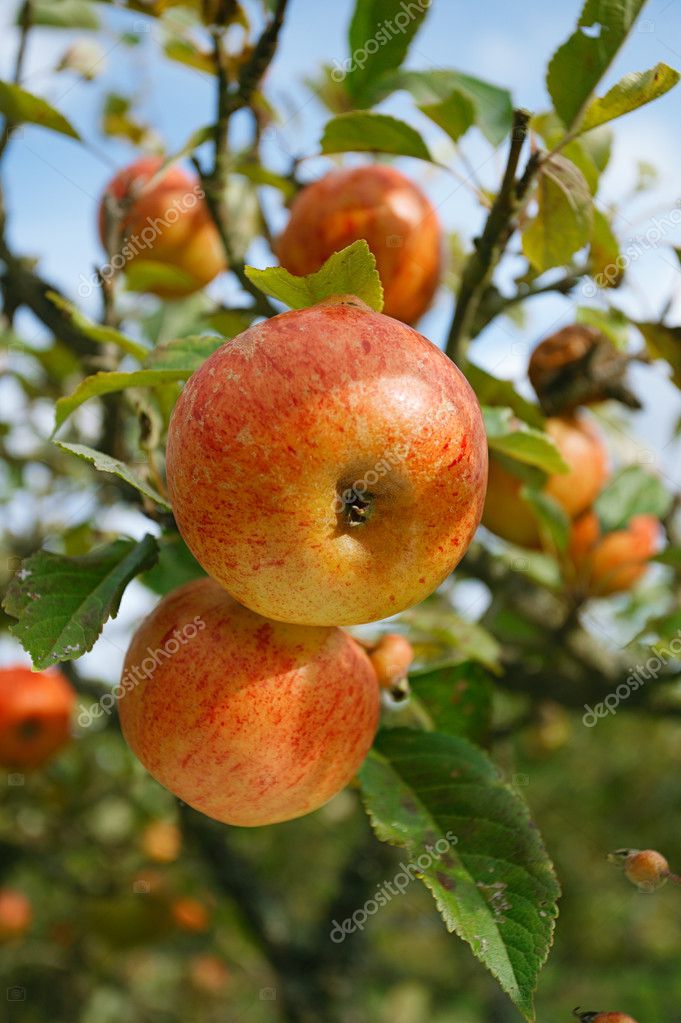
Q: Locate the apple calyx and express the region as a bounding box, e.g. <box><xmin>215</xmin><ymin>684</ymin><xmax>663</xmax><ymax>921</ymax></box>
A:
<box><xmin>339</xmin><ymin>486</ymin><xmax>376</xmax><ymax>527</ymax></box>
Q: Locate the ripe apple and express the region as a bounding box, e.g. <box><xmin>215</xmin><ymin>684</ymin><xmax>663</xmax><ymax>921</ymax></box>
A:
<box><xmin>276</xmin><ymin>165</ymin><xmax>442</xmax><ymax>324</ymax></box>
<box><xmin>574</xmin><ymin>1013</ymin><xmax>638</xmax><ymax>1023</ymax></box>
<box><xmin>166</xmin><ymin>296</ymin><xmax>487</xmax><ymax>626</ymax></box>
<box><xmin>0</xmin><ymin>665</ymin><xmax>75</xmax><ymax>769</ymax></box>
<box><xmin>117</xmin><ymin>578</ymin><xmax>380</xmax><ymax>827</ymax></box>
<box><xmin>482</xmin><ymin>415</ymin><xmax>608</xmax><ymax>548</ymax></box>
<box><xmin>568</xmin><ymin>511</ymin><xmax>659</xmax><ymax>596</ymax></box>
<box><xmin>98</xmin><ymin>157</ymin><xmax>225</xmax><ymax>298</ymax></box>
<box><xmin>0</xmin><ymin>889</ymin><xmax>31</xmax><ymax>942</ymax></box>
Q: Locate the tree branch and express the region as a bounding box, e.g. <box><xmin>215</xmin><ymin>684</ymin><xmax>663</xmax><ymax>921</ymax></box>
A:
<box><xmin>446</xmin><ymin>109</ymin><xmax>541</xmax><ymax>364</ymax></box>
<box><xmin>198</xmin><ymin>1</ymin><xmax>289</xmax><ymax>318</ymax></box>
<box><xmin>0</xmin><ymin>0</ymin><xmax>34</xmax><ymax>159</ymax></box>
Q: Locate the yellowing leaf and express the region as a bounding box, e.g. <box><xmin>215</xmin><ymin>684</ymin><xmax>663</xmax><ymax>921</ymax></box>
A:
<box><xmin>522</xmin><ymin>155</ymin><xmax>593</xmax><ymax>272</ymax></box>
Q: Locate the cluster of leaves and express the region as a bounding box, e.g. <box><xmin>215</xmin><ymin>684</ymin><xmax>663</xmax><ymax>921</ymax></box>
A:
<box><xmin>2</xmin><ymin>0</ymin><xmax>681</xmax><ymax>1020</ymax></box>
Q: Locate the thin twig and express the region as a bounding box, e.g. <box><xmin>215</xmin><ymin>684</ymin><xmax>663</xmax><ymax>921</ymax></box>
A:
<box><xmin>445</xmin><ymin>109</ymin><xmax>541</xmax><ymax>364</ymax></box>
<box><xmin>0</xmin><ymin>0</ymin><xmax>34</xmax><ymax>159</ymax></box>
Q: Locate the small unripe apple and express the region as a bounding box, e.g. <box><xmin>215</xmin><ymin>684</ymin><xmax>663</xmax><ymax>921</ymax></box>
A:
<box><xmin>483</xmin><ymin>415</ymin><xmax>608</xmax><ymax>548</ymax></box>
<box><xmin>140</xmin><ymin>820</ymin><xmax>182</xmax><ymax>863</ymax></box>
<box><xmin>620</xmin><ymin>848</ymin><xmax>670</xmax><ymax>891</ymax></box>
<box><xmin>118</xmin><ymin>578</ymin><xmax>380</xmax><ymax>827</ymax></box>
<box><xmin>368</xmin><ymin>633</ymin><xmax>414</xmax><ymax>689</ymax></box>
<box><xmin>171</xmin><ymin>897</ymin><xmax>210</xmax><ymax>932</ymax></box>
<box><xmin>0</xmin><ymin>889</ymin><xmax>31</xmax><ymax>942</ymax></box>
<box><xmin>167</xmin><ymin>296</ymin><xmax>487</xmax><ymax>626</ymax></box>
<box><xmin>189</xmin><ymin>954</ymin><xmax>230</xmax><ymax>995</ymax></box>
<box><xmin>0</xmin><ymin>665</ymin><xmax>75</xmax><ymax>769</ymax></box>
<box><xmin>98</xmin><ymin>157</ymin><xmax>225</xmax><ymax>298</ymax></box>
<box><xmin>569</xmin><ymin>512</ymin><xmax>660</xmax><ymax>596</ymax></box>
<box><xmin>276</xmin><ymin>165</ymin><xmax>442</xmax><ymax>324</ymax></box>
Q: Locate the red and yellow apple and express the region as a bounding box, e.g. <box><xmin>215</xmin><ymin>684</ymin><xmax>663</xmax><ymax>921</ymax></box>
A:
<box><xmin>0</xmin><ymin>665</ymin><xmax>75</xmax><ymax>769</ymax></box>
<box><xmin>117</xmin><ymin>578</ymin><xmax>380</xmax><ymax>827</ymax></box>
<box><xmin>276</xmin><ymin>165</ymin><xmax>442</xmax><ymax>324</ymax></box>
<box><xmin>0</xmin><ymin>889</ymin><xmax>31</xmax><ymax>942</ymax></box>
<box><xmin>166</xmin><ymin>296</ymin><xmax>487</xmax><ymax>626</ymax></box>
<box><xmin>568</xmin><ymin>511</ymin><xmax>660</xmax><ymax>596</ymax></box>
<box><xmin>98</xmin><ymin>157</ymin><xmax>225</xmax><ymax>298</ymax></box>
<box><xmin>482</xmin><ymin>415</ymin><xmax>608</xmax><ymax>548</ymax></box>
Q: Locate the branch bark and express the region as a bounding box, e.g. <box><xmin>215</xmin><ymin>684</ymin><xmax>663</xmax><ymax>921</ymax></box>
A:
<box><xmin>446</xmin><ymin>109</ymin><xmax>540</xmax><ymax>364</ymax></box>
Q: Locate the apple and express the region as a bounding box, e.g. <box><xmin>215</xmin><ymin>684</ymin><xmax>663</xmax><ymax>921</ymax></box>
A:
<box><xmin>98</xmin><ymin>157</ymin><xmax>225</xmax><ymax>298</ymax></box>
<box><xmin>482</xmin><ymin>415</ymin><xmax>608</xmax><ymax>548</ymax></box>
<box><xmin>367</xmin><ymin>634</ymin><xmax>414</xmax><ymax>689</ymax></box>
<box><xmin>573</xmin><ymin>1013</ymin><xmax>639</xmax><ymax>1023</ymax></box>
<box><xmin>0</xmin><ymin>889</ymin><xmax>31</xmax><ymax>942</ymax></box>
<box><xmin>276</xmin><ymin>165</ymin><xmax>442</xmax><ymax>324</ymax></box>
<box><xmin>568</xmin><ymin>511</ymin><xmax>660</xmax><ymax>596</ymax></box>
<box><xmin>140</xmin><ymin>820</ymin><xmax>182</xmax><ymax>863</ymax></box>
<box><xmin>189</xmin><ymin>954</ymin><xmax>230</xmax><ymax>995</ymax></box>
<box><xmin>166</xmin><ymin>296</ymin><xmax>487</xmax><ymax>626</ymax></box>
<box><xmin>0</xmin><ymin>665</ymin><xmax>75</xmax><ymax>769</ymax></box>
<box><xmin>171</xmin><ymin>897</ymin><xmax>210</xmax><ymax>932</ymax></box>
<box><xmin>117</xmin><ymin>578</ymin><xmax>380</xmax><ymax>827</ymax></box>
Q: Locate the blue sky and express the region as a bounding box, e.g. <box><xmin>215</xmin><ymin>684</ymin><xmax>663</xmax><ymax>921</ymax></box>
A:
<box><xmin>2</xmin><ymin>0</ymin><xmax>681</xmax><ymax>677</ymax></box>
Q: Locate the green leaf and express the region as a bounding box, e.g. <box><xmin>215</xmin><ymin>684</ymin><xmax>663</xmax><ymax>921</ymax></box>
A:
<box><xmin>0</xmin><ymin>81</ymin><xmax>80</xmax><ymax>139</ymax></box>
<box><xmin>320</xmin><ymin>111</ymin><xmax>432</xmax><ymax>161</ymax></box>
<box><xmin>576</xmin><ymin>305</ymin><xmax>630</xmax><ymax>348</ymax></box>
<box><xmin>32</xmin><ymin>0</ymin><xmax>100</xmax><ymax>28</ymax></box>
<box><xmin>386</xmin><ymin>69</ymin><xmax>513</xmax><ymax>145</ymax></box>
<box><xmin>141</xmin><ymin>534</ymin><xmax>205</xmax><ymax>596</ymax></box>
<box><xmin>418</xmin><ymin>89</ymin><xmax>476</xmax><ymax>143</ymax></box>
<box><xmin>635</xmin><ymin>320</ymin><xmax>681</xmax><ymax>388</ymax></box>
<box><xmin>580</xmin><ymin>63</ymin><xmax>680</xmax><ymax>133</ymax></box>
<box><xmin>521</xmin><ymin>487</ymin><xmax>570</xmax><ymax>553</ymax></box>
<box><xmin>245</xmin><ymin>240</ymin><xmax>384</xmax><ymax>311</ymax></box>
<box><xmin>594</xmin><ymin>465</ymin><xmax>673</xmax><ymax>532</ymax></box>
<box><xmin>410</xmin><ymin>661</ymin><xmax>493</xmax><ymax>742</ymax></box>
<box><xmin>358</xmin><ymin>729</ymin><xmax>560</xmax><ymax>1021</ymax></box>
<box><xmin>123</xmin><ymin>259</ymin><xmax>199</xmax><ymax>295</ymax></box>
<box><xmin>3</xmin><ymin>536</ymin><xmax>159</xmax><ymax>669</ymax></box>
<box><xmin>344</xmin><ymin>0</ymin><xmax>430</xmax><ymax>106</ymax></box>
<box><xmin>46</xmin><ymin>293</ymin><xmax>149</xmax><ymax>360</ymax></box>
<box><xmin>55</xmin><ymin>442</ymin><xmax>171</xmax><ymax>510</ymax></box>
<box><xmin>54</xmin><ymin>369</ymin><xmax>188</xmax><ymax>433</ymax></box>
<box><xmin>400</xmin><ymin>601</ymin><xmax>502</xmax><ymax>673</ymax></box>
<box><xmin>232</xmin><ymin>161</ymin><xmax>296</xmax><ymax>199</ymax></box>
<box><xmin>546</xmin><ymin>0</ymin><xmax>648</xmax><ymax>131</ymax></box>
<box><xmin>589</xmin><ymin>207</ymin><xmax>622</xmax><ymax>286</ymax></box>
<box><xmin>530</xmin><ymin>113</ymin><xmax>600</xmax><ymax>192</ymax></box>
<box><xmin>522</xmin><ymin>155</ymin><xmax>593</xmax><ymax>272</ymax></box>
<box><xmin>465</xmin><ymin>363</ymin><xmax>544</xmax><ymax>429</ymax></box>
<box><xmin>483</xmin><ymin>407</ymin><xmax>569</xmax><ymax>473</ymax></box>
<box><xmin>144</xmin><ymin>335</ymin><xmax>225</xmax><ymax>373</ymax></box>
<box><xmin>164</xmin><ymin>37</ymin><xmax>214</xmax><ymax>75</ymax></box>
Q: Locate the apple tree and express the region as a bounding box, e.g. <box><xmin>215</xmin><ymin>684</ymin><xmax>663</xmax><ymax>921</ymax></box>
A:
<box><xmin>1</xmin><ymin>1</ymin><xmax>681</xmax><ymax>1021</ymax></box>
